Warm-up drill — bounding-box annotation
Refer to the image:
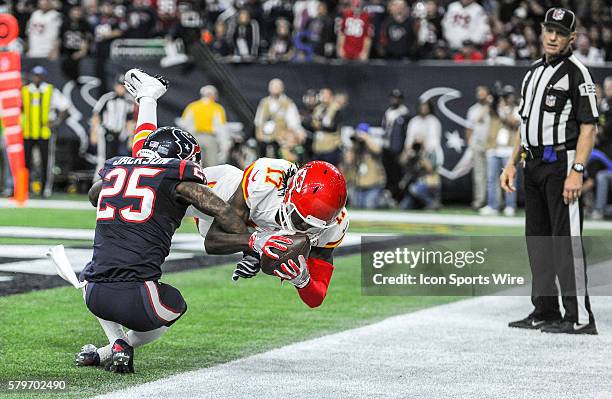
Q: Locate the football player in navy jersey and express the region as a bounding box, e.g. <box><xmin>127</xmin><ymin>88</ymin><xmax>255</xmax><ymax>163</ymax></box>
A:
<box><xmin>76</xmin><ymin>70</ymin><xmax>248</xmax><ymax>373</ymax></box>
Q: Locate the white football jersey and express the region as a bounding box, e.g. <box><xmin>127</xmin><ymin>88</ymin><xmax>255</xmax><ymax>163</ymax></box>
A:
<box><xmin>190</xmin><ymin>158</ymin><xmax>349</xmax><ymax>249</ymax></box>
<box><xmin>27</xmin><ymin>9</ymin><xmax>62</xmax><ymax>58</ymax></box>
<box><xmin>441</xmin><ymin>1</ymin><xmax>490</xmax><ymax>49</ymax></box>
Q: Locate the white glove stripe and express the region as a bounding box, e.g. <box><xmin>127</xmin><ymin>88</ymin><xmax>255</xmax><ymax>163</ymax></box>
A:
<box><xmin>237</xmin><ymin>263</ymin><xmax>258</xmax><ymax>273</ymax></box>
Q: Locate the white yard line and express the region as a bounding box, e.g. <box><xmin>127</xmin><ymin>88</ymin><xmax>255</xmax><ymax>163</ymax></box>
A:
<box><xmin>0</xmin><ymin>228</ymin><xmax>370</xmax><ymax>248</ymax></box>
<box><xmin>95</xmin><ymin>295</ymin><xmax>612</xmax><ymax>399</ymax></box>
<box><xmin>2</xmin><ymin>200</ymin><xmax>612</xmax><ymax>229</ymax></box>
<box><xmin>0</xmin><ymin>245</ymin><xmax>193</xmax><ymax>275</ymax></box>
<box><xmin>0</xmin><ymin>198</ymin><xmax>93</xmax><ymax>210</ymax></box>
<box><xmin>0</xmin><ymin>227</ymin><xmax>95</xmax><ymax>240</ymax></box>
<box><xmin>0</xmin><ymin>232</ymin><xmax>369</xmax><ymax>275</ymax></box>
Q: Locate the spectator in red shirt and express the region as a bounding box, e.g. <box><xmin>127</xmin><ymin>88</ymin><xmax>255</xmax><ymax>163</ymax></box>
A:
<box><xmin>337</xmin><ymin>0</ymin><xmax>373</xmax><ymax>61</ymax></box>
<box><xmin>452</xmin><ymin>40</ymin><xmax>484</xmax><ymax>62</ymax></box>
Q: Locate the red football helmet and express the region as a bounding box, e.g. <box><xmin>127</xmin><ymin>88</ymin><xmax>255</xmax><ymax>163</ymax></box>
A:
<box><xmin>280</xmin><ymin>161</ymin><xmax>348</xmax><ymax>235</ymax></box>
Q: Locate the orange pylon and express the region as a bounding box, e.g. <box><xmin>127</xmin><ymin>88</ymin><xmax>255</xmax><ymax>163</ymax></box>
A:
<box><xmin>12</xmin><ymin>167</ymin><xmax>28</xmax><ymax>206</ymax></box>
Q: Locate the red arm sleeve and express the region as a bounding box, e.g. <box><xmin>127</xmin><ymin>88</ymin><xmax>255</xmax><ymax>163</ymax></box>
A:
<box><xmin>131</xmin><ymin>122</ymin><xmax>156</xmax><ymax>157</ymax></box>
<box><xmin>297</xmin><ymin>257</ymin><xmax>334</xmax><ymax>308</ymax></box>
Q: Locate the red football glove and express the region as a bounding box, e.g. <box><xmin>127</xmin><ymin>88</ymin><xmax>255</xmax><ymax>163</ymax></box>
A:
<box><xmin>275</xmin><ymin>255</ymin><xmax>310</xmax><ymax>288</ymax></box>
<box><xmin>249</xmin><ymin>230</ymin><xmax>294</xmax><ymax>260</ymax></box>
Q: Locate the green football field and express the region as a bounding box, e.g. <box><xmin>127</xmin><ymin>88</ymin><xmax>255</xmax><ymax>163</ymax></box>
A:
<box><xmin>1</xmin><ymin>203</ymin><xmax>611</xmax><ymax>398</ymax></box>
<box><xmin>0</xmin><ymin>254</ymin><xmax>459</xmax><ymax>398</ymax></box>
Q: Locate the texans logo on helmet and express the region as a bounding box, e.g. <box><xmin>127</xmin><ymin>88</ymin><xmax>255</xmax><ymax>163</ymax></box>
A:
<box><xmin>171</xmin><ymin>129</ymin><xmax>200</xmax><ymax>161</ymax></box>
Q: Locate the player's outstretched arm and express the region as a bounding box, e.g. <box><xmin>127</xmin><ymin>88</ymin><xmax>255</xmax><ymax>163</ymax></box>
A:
<box><xmin>131</xmin><ymin>97</ymin><xmax>157</xmax><ymax>157</ymax></box>
<box><xmin>88</xmin><ymin>181</ymin><xmax>103</xmax><ymax>207</ymax></box>
<box><xmin>175</xmin><ymin>182</ymin><xmax>249</xmax><ymax>241</ymax></box>
<box><xmin>204</xmin><ymin>186</ymin><xmax>252</xmax><ymax>254</ymax></box>
<box><xmin>203</xmin><ymin>185</ymin><xmax>297</xmax><ymax>257</ymax></box>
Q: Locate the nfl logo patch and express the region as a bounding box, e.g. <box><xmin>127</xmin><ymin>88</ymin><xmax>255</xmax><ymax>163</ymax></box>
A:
<box><xmin>552</xmin><ymin>9</ymin><xmax>565</xmax><ymax>20</ymax></box>
<box><xmin>546</xmin><ymin>95</ymin><xmax>556</xmax><ymax>107</ymax></box>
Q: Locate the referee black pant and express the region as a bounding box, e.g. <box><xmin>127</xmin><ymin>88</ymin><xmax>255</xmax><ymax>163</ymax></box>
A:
<box><xmin>524</xmin><ymin>149</ymin><xmax>594</xmax><ymax>324</ymax></box>
<box><xmin>24</xmin><ymin>137</ymin><xmax>56</xmax><ymax>197</ymax></box>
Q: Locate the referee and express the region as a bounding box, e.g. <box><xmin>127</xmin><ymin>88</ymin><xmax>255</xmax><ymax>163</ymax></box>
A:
<box><xmin>501</xmin><ymin>8</ymin><xmax>599</xmax><ymax>334</ymax></box>
<box><xmin>90</xmin><ymin>78</ymin><xmax>135</xmax><ymax>171</ymax></box>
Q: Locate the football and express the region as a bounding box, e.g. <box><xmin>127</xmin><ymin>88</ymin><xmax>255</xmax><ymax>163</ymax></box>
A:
<box><xmin>260</xmin><ymin>233</ymin><xmax>311</xmax><ymax>276</ymax></box>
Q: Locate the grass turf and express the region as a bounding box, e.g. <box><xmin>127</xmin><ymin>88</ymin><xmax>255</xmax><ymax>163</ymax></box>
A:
<box><xmin>0</xmin><ymin>255</ymin><xmax>458</xmax><ymax>398</ymax></box>
<box><xmin>1</xmin><ymin>205</ymin><xmax>610</xmax><ymax>397</ymax></box>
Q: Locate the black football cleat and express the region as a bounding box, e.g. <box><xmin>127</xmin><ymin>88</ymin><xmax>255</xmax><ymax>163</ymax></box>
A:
<box><xmin>75</xmin><ymin>344</ymin><xmax>101</xmax><ymax>367</ymax></box>
<box><xmin>508</xmin><ymin>316</ymin><xmax>560</xmax><ymax>330</ymax></box>
<box><xmin>107</xmin><ymin>339</ymin><xmax>135</xmax><ymax>374</ymax></box>
<box><xmin>541</xmin><ymin>320</ymin><xmax>598</xmax><ymax>335</ymax></box>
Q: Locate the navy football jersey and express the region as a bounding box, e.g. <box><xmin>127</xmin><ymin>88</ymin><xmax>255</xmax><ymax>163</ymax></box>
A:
<box><xmin>81</xmin><ymin>156</ymin><xmax>206</xmax><ymax>282</ymax></box>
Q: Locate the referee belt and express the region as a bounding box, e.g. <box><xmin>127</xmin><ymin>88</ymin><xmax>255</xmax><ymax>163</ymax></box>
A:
<box><xmin>522</xmin><ymin>141</ymin><xmax>576</xmax><ymax>160</ymax></box>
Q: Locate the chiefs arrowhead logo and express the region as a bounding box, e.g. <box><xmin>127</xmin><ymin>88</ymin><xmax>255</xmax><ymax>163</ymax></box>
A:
<box><xmin>293</xmin><ymin>168</ymin><xmax>308</xmax><ymax>193</ymax></box>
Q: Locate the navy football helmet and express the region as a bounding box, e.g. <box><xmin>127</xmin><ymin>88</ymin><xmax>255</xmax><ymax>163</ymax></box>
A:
<box><xmin>139</xmin><ymin>126</ymin><xmax>201</xmax><ymax>163</ymax></box>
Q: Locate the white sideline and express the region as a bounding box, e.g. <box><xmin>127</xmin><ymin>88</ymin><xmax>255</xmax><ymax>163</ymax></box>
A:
<box><xmin>95</xmin><ymin>295</ymin><xmax>612</xmax><ymax>399</ymax></box>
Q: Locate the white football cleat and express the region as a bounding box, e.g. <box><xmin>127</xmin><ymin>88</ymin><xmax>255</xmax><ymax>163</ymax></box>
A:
<box><xmin>123</xmin><ymin>68</ymin><xmax>168</xmax><ymax>101</ymax></box>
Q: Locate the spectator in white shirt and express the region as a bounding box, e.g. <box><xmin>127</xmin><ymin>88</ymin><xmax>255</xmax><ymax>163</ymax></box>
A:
<box><xmin>27</xmin><ymin>0</ymin><xmax>62</xmax><ymax>59</ymax></box>
<box><xmin>254</xmin><ymin>78</ymin><xmax>304</xmax><ymax>159</ymax></box>
<box><xmin>400</xmin><ymin>100</ymin><xmax>443</xmax><ymax>210</ymax></box>
<box><xmin>404</xmin><ymin>100</ymin><xmax>443</xmax><ymax>165</ymax></box>
<box><xmin>466</xmin><ymin>85</ymin><xmax>491</xmax><ymax>210</ymax></box>
<box><xmin>480</xmin><ymin>86</ymin><xmax>520</xmax><ymax>217</ymax></box>
<box><xmin>574</xmin><ymin>34</ymin><xmax>605</xmax><ymax>66</ymax></box>
<box><xmin>441</xmin><ymin>0</ymin><xmax>491</xmax><ymax>50</ymax></box>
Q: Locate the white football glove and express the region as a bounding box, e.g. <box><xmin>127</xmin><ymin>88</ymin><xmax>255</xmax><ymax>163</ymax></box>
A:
<box><xmin>249</xmin><ymin>230</ymin><xmax>295</xmax><ymax>260</ymax></box>
<box><xmin>275</xmin><ymin>255</ymin><xmax>310</xmax><ymax>289</ymax></box>
<box><xmin>232</xmin><ymin>252</ymin><xmax>260</xmax><ymax>281</ymax></box>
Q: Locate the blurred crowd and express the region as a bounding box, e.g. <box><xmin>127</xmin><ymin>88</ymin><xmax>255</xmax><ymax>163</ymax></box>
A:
<box><xmin>240</xmin><ymin>75</ymin><xmax>612</xmax><ymax>215</ymax></box>
<box><xmin>2</xmin><ymin>0</ymin><xmax>612</xmax><ymax>212</ymax></box>
<box><xmin>2</xmin><ymin>64</ymin><xmax>612</xmax><ymax>217</ymax></box>
<box><xmin>6</xmin><ymin>0</ymin><xmax>612</xmax><ymax>69</ymax></box>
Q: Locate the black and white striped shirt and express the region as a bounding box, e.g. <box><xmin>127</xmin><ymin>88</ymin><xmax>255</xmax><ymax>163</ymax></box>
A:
<box><xmin>518</xmin><ymin>51</ymin><xmax>599</xmax><ymax>148</ymax></box>
<box><xmin>93</xmin><ymin>92</ymin><xmax>134</xmax><ymax>134</ymax></box>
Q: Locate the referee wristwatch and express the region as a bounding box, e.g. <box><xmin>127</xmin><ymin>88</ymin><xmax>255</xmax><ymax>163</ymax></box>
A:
<box><xmin>572</xmin><ymin>163</ymin><xmax>585</xmax><ymax>174</ymax></box>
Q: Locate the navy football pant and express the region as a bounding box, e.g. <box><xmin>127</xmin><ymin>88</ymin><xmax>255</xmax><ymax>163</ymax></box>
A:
<box><xmin>85</xmin><ymin>281</ymin><xmax>187</xmax><ymax>332</ymax></box>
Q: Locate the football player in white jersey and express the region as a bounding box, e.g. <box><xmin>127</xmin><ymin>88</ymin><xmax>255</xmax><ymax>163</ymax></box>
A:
<box><xmin>121</xmin><ymin>68</ymin><xmax>349</xmax><ymax>308</ymax></box>
<box><xmin>196</xmin><ymin>157</ymin><xmax>349</xmax><ymax>308</ymax></box>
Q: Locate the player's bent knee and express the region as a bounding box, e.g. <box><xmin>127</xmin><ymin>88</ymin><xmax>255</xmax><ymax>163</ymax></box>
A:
<box><xmin>142</xmin><ymin>281</ymin><xmax>187</xmax><ymax>330</ymax></box>
<box><xmin>84</xmin><ymin>281</ymin><xmax>187</xmax><ymax>332</ymax></box>
<box><xmin>164</xmin><ymin>302</ymin><xmax>187</xmax><ymax>327</ymax></box>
